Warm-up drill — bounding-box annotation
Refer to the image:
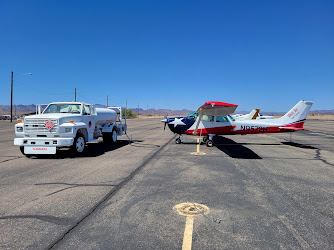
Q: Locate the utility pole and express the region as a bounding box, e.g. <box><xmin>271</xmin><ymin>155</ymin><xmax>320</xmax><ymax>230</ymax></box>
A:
<box><xmin>126</xmin><ymin>99</ymin><xmax>127</xmax><ymax>119</ymax></box>
<box><xmin>75</xmin><ymin>88</ymin><xmax>76</xmax><ymax>102</ymax></box>
<box><xmin>10</xmin><ymin>71</ymin><xmax>13</xmax><ymax>122</ymax></box>
<box><xmin>10</xmin><ymin>72</ymin><xmax>31</xmax><ymax>122</ymax></box>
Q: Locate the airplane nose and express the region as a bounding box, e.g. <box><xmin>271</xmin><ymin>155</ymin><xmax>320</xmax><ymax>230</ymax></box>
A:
<box><xmin>161</xmin><ymin>119</ymin><xmax>167</xmax><ymax>123</ymax></box>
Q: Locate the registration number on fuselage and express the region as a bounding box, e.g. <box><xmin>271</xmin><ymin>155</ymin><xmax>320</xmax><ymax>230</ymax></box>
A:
<box><xmin>241</xmin><ymin>125</ymin><xmax>268</xmax><ymax>133</ymax></box>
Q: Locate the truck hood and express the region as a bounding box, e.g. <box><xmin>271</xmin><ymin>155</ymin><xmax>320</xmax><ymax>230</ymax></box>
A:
<box><xmin>26</xmin><ymin>113</ymin><xmax>81</xmax><ymax>119</ymax></box>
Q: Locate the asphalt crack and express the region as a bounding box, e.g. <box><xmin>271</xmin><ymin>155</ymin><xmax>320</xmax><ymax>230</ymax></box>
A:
<box><xmin>0</xmin><ymin>215</ymin><xmax>75</xmax><ymax>226</ymax></box>
<box><xmin>35</xmin><ymin>183</ymin><xmax>118</xmax><ymax>196</ymax></box>
<box><xmin>315</xmin><ymin>149</ymin><xmax>334</xmax><ymax>167</ymax></box>
<box><xmin>0</xmin><ymin>156</ymin><xmax>22</xmax><ymax>164</ymax></box>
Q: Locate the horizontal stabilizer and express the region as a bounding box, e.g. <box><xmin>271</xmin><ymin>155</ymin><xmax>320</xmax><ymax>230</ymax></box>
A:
<box><xmin>279</xmin><ymin>126</ymin><xmax>305</xmax><ymax>131</ymax></box>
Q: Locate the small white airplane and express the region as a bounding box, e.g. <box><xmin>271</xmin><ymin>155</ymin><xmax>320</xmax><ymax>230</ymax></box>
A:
<box><xmin>232</xmin><ymin>109</ymin><xmax>260</xmax><ymax>120</ymax></box>
<box><xmin>162</xmin><ymin>100</ymin><xmax>313</xmax><ymax>147</ymax></box>
<box><xmin>233</xmin><ymin>109</ymin><xmax>274</xmax><ymax>120</ymax></box>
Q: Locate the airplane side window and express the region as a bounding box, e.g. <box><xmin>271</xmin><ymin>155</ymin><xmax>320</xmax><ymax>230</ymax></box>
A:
<box><xmin>216</xmin><ymin>116</ymin><xmax>228</xmax><ymax>122</ymax></box>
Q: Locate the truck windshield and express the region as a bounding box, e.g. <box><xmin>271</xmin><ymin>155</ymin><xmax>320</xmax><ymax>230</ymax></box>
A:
<box><xmin>43</xmin><ymin>104</ymin><xmax>82</xmax><ymax>114</ymax></box>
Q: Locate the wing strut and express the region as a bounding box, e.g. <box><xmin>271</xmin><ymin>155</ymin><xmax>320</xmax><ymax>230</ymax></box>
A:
<box><xmin>192</xmin><ymin>109</ymin><xmax>204</xmax><ymax>135</ymax></box>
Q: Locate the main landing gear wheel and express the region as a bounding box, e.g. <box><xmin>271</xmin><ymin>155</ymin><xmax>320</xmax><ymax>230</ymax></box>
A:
<box><xmin>206</xmin><ymin>140</ymin><xmax>214</xmax><ymax>147</ymax></box>
<box><xmin>202</xmin><ymin>136</ymin><xmax>209</xmax><ymax>143</ymax></box>
<box><xmin>175</xmin><ymin>138</ymin><xmax>182</xmax><ymax>144</ymax></box>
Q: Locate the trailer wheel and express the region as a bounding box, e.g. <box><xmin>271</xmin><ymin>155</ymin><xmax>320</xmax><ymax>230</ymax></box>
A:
<box><xmin>111</xmin><ymin>129</ymin><xmax>117</xmax><ymax>143</ymax></box>
<box><xmin>71</xmin><ymin>132</ymin><xmax>86</xmax><ymax>154</ymax></box>
<box><xmin>103</xmin><ymin>129</ymin><xmax>117</xmax><ymax>144</ymax></box>
<box><xmin>20</xmin><ymin>146</ymin><xmax>32</xmax><ymax>158</ymax></box>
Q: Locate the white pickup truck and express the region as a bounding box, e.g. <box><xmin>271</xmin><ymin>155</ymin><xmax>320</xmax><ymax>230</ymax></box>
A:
<box><xmin>14</xmin><ymin>102</ymin><xmax>127</xmax><ymax>156</ymax></box>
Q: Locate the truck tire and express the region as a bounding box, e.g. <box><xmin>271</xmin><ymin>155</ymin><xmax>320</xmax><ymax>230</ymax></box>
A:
<box><xmin>71</xmin><ymin>132</ymin><xmax>86</xmax><ymax>154</ymax></box>
<box><xmin>20</xmin><ymin>146</ymin><xmax>32</xmax><ymax>158</ymax></box>
<box><xmin>103</xmin><ymin>129</ymin><xmax>117</xmax><ymax>144</ymax></box>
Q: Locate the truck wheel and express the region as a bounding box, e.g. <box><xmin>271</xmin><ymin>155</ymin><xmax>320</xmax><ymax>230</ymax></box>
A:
<box><xmin>103</xmin><ymin>129</ymin><xmax>117</xmax><ymax>144</ymax></box>
<box><xmin>20</xmin><ymin>146</ymin><xmax>32</xmax><ymax>158</ymax></box>
<box><xmin>71</xmin><ymin>132</ymin><xmax>86</xmax><ymax>154</ymax></box>
<box><xmin>111</xmin><ymin>129</ymin><xmax>117</xmax><ymax>143</ymax></box>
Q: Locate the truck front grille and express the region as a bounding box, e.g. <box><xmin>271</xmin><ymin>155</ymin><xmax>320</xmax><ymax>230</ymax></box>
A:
<box><xmin>24</xmin><ymin>118</ymin><xmax>58</xmax><ymax>133</ymax></box>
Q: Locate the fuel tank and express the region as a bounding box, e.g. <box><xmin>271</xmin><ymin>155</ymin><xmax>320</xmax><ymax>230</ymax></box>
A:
<box><xmin>95</xmin><ymin>108</ymin><xmax>117</xmax><ymax>125</ymax></box>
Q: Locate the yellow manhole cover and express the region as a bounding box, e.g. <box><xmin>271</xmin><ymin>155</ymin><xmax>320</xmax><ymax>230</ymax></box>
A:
<box><xmin>173</xmin><ymin>202</ymin><xmax>209</xmax><ymax>217</ymax></box>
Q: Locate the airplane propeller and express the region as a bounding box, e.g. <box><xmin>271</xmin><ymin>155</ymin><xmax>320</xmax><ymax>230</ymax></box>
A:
<box><xmin>161</xmin><ymin>113</ymin><xmax>168</xmax><ymax>131</ymax></box>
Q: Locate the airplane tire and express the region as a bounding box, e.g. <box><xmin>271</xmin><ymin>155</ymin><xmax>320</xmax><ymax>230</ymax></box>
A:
<box><xmin>175</xmin><ymin>138</ymin><xmax>181</xmax><ymax>144</ymax></box>
<box><xmin>206</xmin><ymin>140</ymin><xmax>214</xmax><ymax>147</ymax></box>
<box><xmin>202</xmin><ymin>136</ymin><xmax>209</xmax><ymax>143</ymax></box>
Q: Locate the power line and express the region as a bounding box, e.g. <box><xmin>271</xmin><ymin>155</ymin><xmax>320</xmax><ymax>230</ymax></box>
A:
<box><xmin>14</xmin><ymin>79</ymin><xmax>72</xmax><ymax>96</ymax></box>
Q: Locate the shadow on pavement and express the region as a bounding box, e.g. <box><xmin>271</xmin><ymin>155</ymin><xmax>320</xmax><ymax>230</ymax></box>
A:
<box><xmin>32</xmin><ymin>140</ymin><xmax>133</xmax><ymax>159</ymax></box>
<box><xmin>281</xmin><ymin>141</ymin><xmax>318</xmax><ymax>149</ymax></box>
<box><xmin>214</xmin><ymin>136</ymin><xmax>262</xmax><ymax>159</ymax></box>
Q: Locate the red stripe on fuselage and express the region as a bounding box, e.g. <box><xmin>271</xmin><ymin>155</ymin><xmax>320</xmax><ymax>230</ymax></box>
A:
<box><xmin>233</xmin><ymin>121</ymin><xmax>305</xmax><ymax>134</ymax></box>
<box><xmin>185</xmin><ymin>126</ymin><xmax>235</xmax><ymax>135</ymax></box>
<box><xmin>185</xmin><ymin>121</ymin><xmax>305</xmax><ymax>135</ymax></box>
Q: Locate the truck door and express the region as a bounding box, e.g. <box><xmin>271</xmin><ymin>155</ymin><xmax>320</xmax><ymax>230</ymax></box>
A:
<box><xmin>83</xmin><ymin>104</ymin><xmax>95</xmax><ymax>141</ymax></box>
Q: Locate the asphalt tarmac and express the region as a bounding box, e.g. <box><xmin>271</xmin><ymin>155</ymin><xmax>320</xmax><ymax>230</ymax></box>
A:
<box><xmin>0</xmin><ymin>119</ymin><xmax>333</xmax><ymax>249</ymax></box>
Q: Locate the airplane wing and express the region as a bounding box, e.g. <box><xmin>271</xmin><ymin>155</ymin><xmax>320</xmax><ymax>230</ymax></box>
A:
<box><xmin>193</xmin><ymin>101</ymin><xmax>238</xmax><ymax>135</ymax></box>
<box><xmin>197</xmin><ymin>101</ymin><xmax>238</xmax><ymax>116</ymax></box>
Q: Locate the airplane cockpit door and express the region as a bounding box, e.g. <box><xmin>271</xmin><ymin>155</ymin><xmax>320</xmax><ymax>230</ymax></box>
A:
<box><xmin>200</xmin><ymin>115</ymin><xmax>215</xmax><ymax>131</ymax></box>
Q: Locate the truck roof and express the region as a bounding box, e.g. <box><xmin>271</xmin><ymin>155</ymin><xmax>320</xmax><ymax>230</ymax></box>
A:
<box><xmin>50</xmin><ymin>101</ymin><xmax>91</xmax><ymax>105</ymax></box>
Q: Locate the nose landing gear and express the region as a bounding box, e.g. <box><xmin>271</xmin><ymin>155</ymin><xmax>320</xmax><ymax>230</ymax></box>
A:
<box><xmin>175</xmin><ymin>137</ymin><xmax>182</xmax><ymax>144</ymax></box>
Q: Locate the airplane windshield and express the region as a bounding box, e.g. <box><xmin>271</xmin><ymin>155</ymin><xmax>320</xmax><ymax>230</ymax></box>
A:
<box><xmin>187</xmin><ymin>111</ymin><xmax>198</xmax><ymax>121</ymax></box>
<box><xmin>43</xmin><ymin>104</ymin><xmax>82</xmax><ymax>114</ymax></box>
<box><xmin>228</xmin><ymin>115</ymin><xmax>235</xmax><ymax>121</ymax></box>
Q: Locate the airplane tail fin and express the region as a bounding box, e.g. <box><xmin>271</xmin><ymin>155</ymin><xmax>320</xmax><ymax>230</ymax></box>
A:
<box><xmin>278</xmin><ymin>100</ymin><xmax>313</xmax><ymax>126</ymax></box>
<box><xmin>250</xmin><ymin>109</ymin><xmax>260</xmax><ymax>119</ymax></box>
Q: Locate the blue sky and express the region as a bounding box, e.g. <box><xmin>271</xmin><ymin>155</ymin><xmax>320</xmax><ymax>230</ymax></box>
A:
<box><xmin>0</xmin><ymin>0</ymin><xmax>333</xmax><ymax>112</ymax></box>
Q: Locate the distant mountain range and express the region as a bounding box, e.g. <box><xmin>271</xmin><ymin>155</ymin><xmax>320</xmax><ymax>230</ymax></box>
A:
<box><xmin>1</xmin><ymin>104</ymin><xmax>333</xmax><ymax>116</ymax></box>
<box><xmin>0</xmin><ymin>104</ymin><xmax>193</xmax><ymax>116</ymax></box>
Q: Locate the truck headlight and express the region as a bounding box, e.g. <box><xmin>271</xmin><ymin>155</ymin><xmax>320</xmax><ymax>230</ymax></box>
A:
<box><xmin>17</xmin><ymin>127</ymin><xmax>23</xmax><ymax>132</ymax></box>
<box><xmin>65</xmin><ymin>128</ymin><xmax>72</xmax><ymax>132</ymax></box>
